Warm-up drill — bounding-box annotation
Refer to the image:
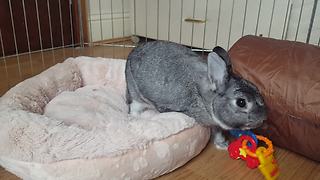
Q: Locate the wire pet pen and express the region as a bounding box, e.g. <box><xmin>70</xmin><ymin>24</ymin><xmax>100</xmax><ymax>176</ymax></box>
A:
<box><xmin>0</xmin><ymin>0</ymin><xmax>319</xmax><ymax>95</ymax></box>
<box><xmin>86</xmin><ymin>0</ymin><xmax>320</xmax><ymax>48</ymax></box>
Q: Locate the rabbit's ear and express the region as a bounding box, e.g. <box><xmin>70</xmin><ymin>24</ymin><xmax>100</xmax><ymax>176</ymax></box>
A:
<box><xmin>212</xmin><ymin>46</ymin><xmax>232</xmax><ymax>73</ymax></box>
<box><xmin>207</xmin><ymin>52</ymin><xmax>230</xmax><ymax>90</ymax></box>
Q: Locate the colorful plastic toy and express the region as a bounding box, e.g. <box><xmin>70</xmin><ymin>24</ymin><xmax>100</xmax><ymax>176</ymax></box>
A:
<box><xmin>229</xmin><ymin>129</ymin><xmax>258</xmax><ymax>146</ymax></box>
<box><xmin>228</xmin><ymin>135</ymin><xmax>260</xmax><ymax>169</ymax></box>
<box><xmin>228</xmin><ymin>130</ymin><xmax>280</xmax><ymax>180</ymax></box>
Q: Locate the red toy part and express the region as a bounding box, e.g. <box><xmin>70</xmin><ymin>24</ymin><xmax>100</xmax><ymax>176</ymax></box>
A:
<box><xmin>246</xmin><ymin>156</ymin><xmax>260</xmax><ymax>169</ymax></box>
<box><xmin>228</xmin><ymin>139</ymin><xmax>242</xmax><ymax>159</ymax></box>
<box><xmin>228</xmin><ymin>135</ymin><xmax>258</xmax><ymax>167</ymax></box>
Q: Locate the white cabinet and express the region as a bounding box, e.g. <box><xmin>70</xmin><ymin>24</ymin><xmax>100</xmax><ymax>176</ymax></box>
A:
<box><xmin>133</xmin><ymin>0</ymin><xmax>292</xmax><ymax>50</ymax></box>
<box><xmin>88</xmin><ymin>0</ymin><xmax>132</xmax><ymax>42</ymax></box>
<box><xmin>86</xmin><ymin>0</ymin><xmax>320</xmax><ymax>48</ymax></box>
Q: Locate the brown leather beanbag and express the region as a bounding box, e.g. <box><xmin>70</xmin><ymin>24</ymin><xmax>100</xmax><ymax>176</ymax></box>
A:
<box><xmin>229</xmin><ymin>35</ymin><xmax>320</xmax><ymax>161</ymax></box>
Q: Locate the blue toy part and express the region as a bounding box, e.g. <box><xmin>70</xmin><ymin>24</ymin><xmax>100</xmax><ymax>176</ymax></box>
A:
<box><xmin>230</xmin><ymin>130</ymin><xmax>258</xmax><ymax>147</ymax></box>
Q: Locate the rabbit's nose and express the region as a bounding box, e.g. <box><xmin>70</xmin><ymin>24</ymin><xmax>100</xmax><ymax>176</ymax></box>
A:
<box><xmin>256</xmin><ymin>97</ymin><xmax>265</xmax><ymax>106</ymax></box>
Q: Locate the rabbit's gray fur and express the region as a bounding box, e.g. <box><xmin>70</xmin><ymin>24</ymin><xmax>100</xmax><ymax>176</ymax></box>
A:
<box><xmin>125</xmin><ymin>40</ymin><xmax>266</xmax><ymax>149</ymax></box>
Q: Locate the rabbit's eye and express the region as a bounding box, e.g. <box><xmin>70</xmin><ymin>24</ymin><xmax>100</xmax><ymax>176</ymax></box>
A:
<box><xmin>236</xmin><ymin>98</ymin><xmax>246</xmax><ymax>108</ymax></box>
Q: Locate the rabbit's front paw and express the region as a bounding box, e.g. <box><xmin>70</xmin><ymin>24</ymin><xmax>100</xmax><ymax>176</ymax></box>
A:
<box><xmin>214</xmin><ymin>140</ymin><xmax>229</xmax><ymax>150</ymax></box>
<box><xmin>129</xmin><ymin>100</ymin><xmax>145</xmax><ymax>115</ymax></box>
<box><xmin>211</xmin><ymin>129</ymin><xmax>229</xmax><ymax>150</ymax></box>
<box><xmin>129</xmin><ymin>100</ymin><xmax>158</xmax><ymax>117</ymax></box>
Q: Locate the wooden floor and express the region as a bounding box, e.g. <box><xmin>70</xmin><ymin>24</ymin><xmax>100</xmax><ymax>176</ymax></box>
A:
<box><xmin>0</xmin><ymin>45</ymin><xmax>319</xmax><ymax>180</ymax></box>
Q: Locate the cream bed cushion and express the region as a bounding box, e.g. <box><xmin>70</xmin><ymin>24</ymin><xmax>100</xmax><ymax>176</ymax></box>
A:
<box><xmin>0</xmin><ymin>57</ymin><xmax>210</xmax><ymax>180</ymax></box>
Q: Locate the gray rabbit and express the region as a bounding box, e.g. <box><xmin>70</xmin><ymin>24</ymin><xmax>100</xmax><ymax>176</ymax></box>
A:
<box><xmin>125</xmin><ymin>40</ymin><xmax>266</xmax><ymax>149</ymax></box>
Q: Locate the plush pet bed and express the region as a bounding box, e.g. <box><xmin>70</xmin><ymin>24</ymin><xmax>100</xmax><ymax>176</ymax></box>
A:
<box><xmin>0</xmin><ymin>57</ymin><xmax>210</xmax><ymax>180</ymax></box>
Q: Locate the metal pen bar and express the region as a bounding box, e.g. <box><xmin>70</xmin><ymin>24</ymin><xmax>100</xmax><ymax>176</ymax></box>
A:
<box><xmin>46</xmin><ymin>0</ymin><xmax>55</xmax><ymax>63</ymax></box>
<box><xmin>282</xmin><ymin>0</ymin><xmax>291</xmax><ymax>40</ymax></box>
<box><xmin>63</xmin><ymin>0</ymin><xmax>74</xmax><ymax>56</ymax></box>
<box><xmin>145</xmin><ymin>0</ymin><xmax>148</xmax><ymax>42</ymax></box>
<box><xmin>215</xmin><ymin>0</ymin><xmax>222</xmax><ymax>46</ymax></box>
<box><xmin>306</xmin><ymin>0</ymin><xmax>318</xmax><ymax>43</ymax></box>
<box><xmin>69</xmin><ymin>0</ymin><xmax>74</xmax><ymax>46</ymax></box>
<box><xmin>35</xmin><ymin>0</ymin><xmax>43</xmax><ymax>50</ymax></box>
<box><xmin>77</xmin><ymin>0</ymin><xmax>84</xmax><ymax>47</ymax></box>
<box><xmin>157</xmin><ymin>0</ymin><xmax>159</xmax><ymax>40</ymax></box>
<box><xmin>0</xmin><ymin>34</ymin><xmax>9</xmax><ymax>91</ymax></box>
<box><xmin>22</xmin><ymin>0</ymin><xmax>31</xmax><ymax>52</ymax></box>
<box><xmin>168</xmin><ymin>0</ymin><xmax>171</xmax><ymax>41</ymax></box>
<box><xmin>255</xmin><ymin>0</ymin><xmax>262</xmax><ymax>36</ymax></box>
<box><xmin>133</xmin><ymin>0</ymin><xmax>136</xmax><ymax>35</ymax></box>
<box><xmin>58</xmin><ymin>0</ymin><xmax>65</xmax><ymax>47</ymax></box>
<box><xmin>0</xmin><ymin>29</ymin><xmax>9</xmax><ymax>82</ymax></box>
<box><xmin>110</xmin><ymin>0</ymin><xmax>115</xmax><ymax>58</ymax></box>
<box><xmin>241</xmin><ymin>0</ymin><xmax>248</xmax><ymax>37</ymax></box>
<box><xmin>0</xmin><ymin>29</ymin><xmax>6</xmax><ymax>58</ymax></box>
<box><xmin>295</xmin><ymin>0</ymin><xmax>305</xmax><ymax>41</ymax></box>
<box><xmin>98</xmin><ymin>0</ymin><xmax>103</xmax><ymax>40</ymax></box>
<box><xmin>47</xmin><ymin>0</ymin><xmax>54</xmax><ymax>48</ymax></box>
<box><xmin>202</xmin><ymin>0</ymin><xmax>209</xmax><ymax>57</ymax></box>
<box><xmin>179</xmin><ymin>0</ymin><xmax>183</xmax><ymax>44</ymax></box>
<box><xmin>22</xmin><ymin>0</ymin><xmax>34</xmax><ymax>73</ymax></box>
<box><xmin>8</xmin><ymin>0</ymin><xmax>19</xmax><ymax>55</ymax></box>
<box><xmin>122</xmin><ymin>0</ymin><xmax>125</xmax><ymax>38</ymax></box>
<box><xmin>122</xmin><ymin>0</ymin><xmax>125</xmax><ymax>58</ymax></box>
<box><xmin>35</xmin><ymin>0</ymin><xmax>46</xmax><ymax>68</ymax></box>
<box><xmin>111</xmin><ymin>0</ymin><xmax>114</xmax><ymax>39</ymax></box>
<box><xmin>227</xmin><ymin>0</ymin><xmax>235</xmax><ymax>50</ymax></box>
<box><xmin>87</xmin><ymin>0</ymin><xmax>93</xmax><ymax>45</ymax></box>
<box><xmin>190</xmin><ymin>0</ymin><xmax>196</xmax><ymax>49</ymax></box>
<box><xmin>8</xmin><ymin>0</ymin><xmax>22</xmax><ymax>78</ymax></box>
<box><xmin>285</xmin><ymin>3</ymin><xmax>293</xmax><ymax>40</ymax></box>
<box><xmin>268</xmin><ymin>0</ymin><xmax>276</xmax><ymax>37</ymax></box>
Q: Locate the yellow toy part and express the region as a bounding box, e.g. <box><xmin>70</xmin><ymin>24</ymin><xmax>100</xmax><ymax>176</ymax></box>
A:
<box><xmin>256</xmin><ymin>147</ymin><xmax>280</xmax><ymax>180</ymax></box>
<box><xmin>239</xmin><ymin>148</ymin><xmax>247</xmax><ymax>158</ymax></box>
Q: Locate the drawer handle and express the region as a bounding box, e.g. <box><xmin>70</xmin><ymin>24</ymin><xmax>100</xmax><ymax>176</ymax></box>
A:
<box><xmin>184</xmin><ymin>18</ymin><xmax>206</xmax><ymax>23</ymax></box>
